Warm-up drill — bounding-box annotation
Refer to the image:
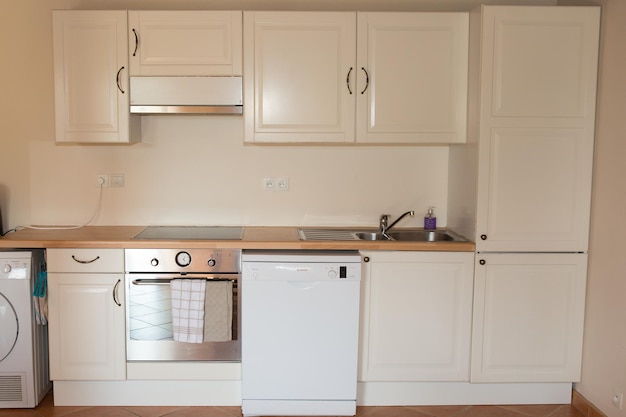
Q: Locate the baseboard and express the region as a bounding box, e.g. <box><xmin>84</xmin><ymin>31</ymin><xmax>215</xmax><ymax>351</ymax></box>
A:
<box><xmin>572</xmin><ymin>390</ymin><xmax>608</xmax><ymax>417</ymax></box>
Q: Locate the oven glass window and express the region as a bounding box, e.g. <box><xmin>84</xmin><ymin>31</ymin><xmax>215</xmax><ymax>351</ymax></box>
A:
<box><xmin>128</xmin><ymin>280</ymin><xmax>238</xmax><ymax>342</ymax></box>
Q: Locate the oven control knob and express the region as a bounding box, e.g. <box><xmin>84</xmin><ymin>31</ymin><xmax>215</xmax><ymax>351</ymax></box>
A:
<box><xmin>150</xmin><ymin>258</ymin><xmax>159</xmax><ymax>267</ymax></box>
<box><xmin>207</xmin><ymin>258</ymin><xmax>216</xmax><ymax>267</ymax></box>
<box><xmin>175</xmin><ymin>251</ymin><xmax>192</xmax><ymax>267</ymax></box>
<box><xmin>2</xmin><ymin>263</ymin><xmax>11</xmax><ymax>274</ymax></box>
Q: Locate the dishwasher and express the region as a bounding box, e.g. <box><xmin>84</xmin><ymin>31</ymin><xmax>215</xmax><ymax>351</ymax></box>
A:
<box><xmin>241</xmin><ymin>250</ymin><xmax>362</xmax><ymax>416</ymax></box>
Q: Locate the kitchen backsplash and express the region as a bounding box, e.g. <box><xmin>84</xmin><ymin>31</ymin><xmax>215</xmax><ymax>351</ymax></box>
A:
<box><xmin>29</xmin><ymin>116</ymin><xmax>449</xmax><ymax>227</ymax></box>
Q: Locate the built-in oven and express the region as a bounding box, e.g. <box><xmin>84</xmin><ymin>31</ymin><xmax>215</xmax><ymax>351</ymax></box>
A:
<box><xmin>125</xmin><ymin>248</ymin><xmax>241</xmax><ymax>362</ymax></box>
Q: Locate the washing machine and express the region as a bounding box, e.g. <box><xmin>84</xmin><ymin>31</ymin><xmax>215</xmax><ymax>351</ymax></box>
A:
<box><xmin>0</xmin><ymin>250</ymin><xmax>51</xmax><ymax>408</ymax></box>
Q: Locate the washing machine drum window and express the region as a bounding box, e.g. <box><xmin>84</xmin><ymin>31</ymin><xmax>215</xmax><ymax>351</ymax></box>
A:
<box><xmin>0</xmin><ymin>292</ymin><xmax>19</xmax><ymax>362</ymax></box>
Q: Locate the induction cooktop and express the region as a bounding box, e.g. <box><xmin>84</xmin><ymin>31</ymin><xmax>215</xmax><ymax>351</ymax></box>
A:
<box><xmin>132</xmin><ymin>226</ymin><xmax>243</xmax><ymax>240</ymax></box>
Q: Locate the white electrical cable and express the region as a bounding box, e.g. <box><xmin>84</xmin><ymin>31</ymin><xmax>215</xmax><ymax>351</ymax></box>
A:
<box><xmin>10</xmin><ymin>180</ymin><xmax>105</xmax><ymax>233</ymax></box>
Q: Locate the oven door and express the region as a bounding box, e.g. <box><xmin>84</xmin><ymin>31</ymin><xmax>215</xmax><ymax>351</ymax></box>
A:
<box><xmin>125</xmin><ymin>273</ymin><xmax>240</xmax><ymax>361</ymax></box>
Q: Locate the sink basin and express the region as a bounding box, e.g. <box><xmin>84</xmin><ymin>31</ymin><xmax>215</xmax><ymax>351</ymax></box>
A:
<box><xmin>299</xmin><ymin>228</ymin><xmax>467</xmax><ymax>242</ymax></box>
<box><xmin>388</xmin><ymin>230</ymin><xmax>457</xmax><ymax>242</ymax></box>
<box><xmin>356</xmin><ymin>230</ymin><xmax>461</xmax><ymax>242</ymax></box>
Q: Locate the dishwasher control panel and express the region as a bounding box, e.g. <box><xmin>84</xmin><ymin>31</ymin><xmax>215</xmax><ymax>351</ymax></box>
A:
<box><xmin>241</xmin><ymin>250</ymin><xmax>361</xmax><ymax>282</ymax></box>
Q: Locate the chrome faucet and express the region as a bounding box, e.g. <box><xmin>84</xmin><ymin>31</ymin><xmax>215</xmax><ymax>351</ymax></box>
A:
<box><xmin>379</xmin><ymin>210</ymin><xmax>415</xmax><ymax>239</ymax></box>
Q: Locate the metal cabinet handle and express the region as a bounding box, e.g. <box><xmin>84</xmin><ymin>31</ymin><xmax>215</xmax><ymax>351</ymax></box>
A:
<box><xmin>480</xmin><ymin>234</ymin><xmax>487</xmax><ymax>240</ymax></box>
<box><xmin>360</xmin><ymin>67</ymin><xmax>369</xmax><ymax>94</ymax></box>
<box><xmin>363</xmin><ymin>256</ymin><xmax>370</xmax><ymax>263</ymax></box>
<box><xmin>116</xmin><ymin>66</ymin><xmax>125</xmax><ymax>94</ymax></box>
<box><xmin>113</xmin><ymin>279</ymin><xmax>122</xmax><ymax>307</ymax></box>
<box><xmin>479</xmin><ymin>259</ymin><xmax>486</xmax><ymax>265</ymax></box>
<box><xmin>132</xmin><ymin>28</ymin><xmax>139</xmax><ymax>57</ymax></box>
<box><xmin>71</xmin><ymin>255</ymin><xmax>100</xmax><ymax>264</ymax></box>
<box><xmin>346</xmin><ymin>67</ymin><xmax>353</xmax><ymax>95</ymax></box>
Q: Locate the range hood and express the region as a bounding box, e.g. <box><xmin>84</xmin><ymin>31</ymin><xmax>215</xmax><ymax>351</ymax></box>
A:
<box><xmin>130</xmin><ymin>76</ymin><xmax>242</xmax><ymax>114</ymax></box>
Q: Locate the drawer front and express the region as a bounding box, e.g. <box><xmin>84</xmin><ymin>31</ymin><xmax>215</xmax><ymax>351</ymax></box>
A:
<box><xmin>47</xmin><ymin>248</ymin><xmax>124</xmax><ymax>273</ymax></box>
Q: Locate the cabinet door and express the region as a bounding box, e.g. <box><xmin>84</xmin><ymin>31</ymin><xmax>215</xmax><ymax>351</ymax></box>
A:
<box><xmin>52</xmin><ymin>11</ymin><xmax>140</xmax><ymax>144</ymax></box>
<box><xmin>359</xmin><ymin>251</ymin><xmax>474</xmax><ymax>382</ymax></box>
<box><xmin>475</xmin><ymin>6</ymin><xmax>599</xmax><ymax>252</ymax></box>
<box><xmin>128</xmin><ymin>11</ymin><xmax>242</xmax><ymax>76</ymax></box>
<box><xmin>356</xmin><ymin>13</ymin><xmax>468</xmax><ymax>144</ymax></box>
<box><xmin>471</xmin><ymin>253</ymin><xmax>587</xmax><ymax>383</ymax></box>
<box><xmin>48</xmin><ymin>273</ymin><xmax>126</xmax><ymax>380</ymax></box>
<box><xmin>244</xmin><ymin>11</ymin><xmax>356</xmax><ymax>143</ymax></box>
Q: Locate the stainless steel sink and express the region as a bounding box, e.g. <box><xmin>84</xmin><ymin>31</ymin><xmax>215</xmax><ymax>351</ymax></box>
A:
<box><xmin>299</xmin><ymin>228</ymin><xmax>468</xmax><ymax>242</ymax></box>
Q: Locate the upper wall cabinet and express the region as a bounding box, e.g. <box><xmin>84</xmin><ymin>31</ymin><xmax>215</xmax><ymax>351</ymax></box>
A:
<box><xmin>53</xmin><ymin>11</ymin><xmax>140</xmax><ymax>144</ymax></box>
<box><xmin>243</xmin><ymin>11</ymin><xmax>468</xmax><ymax>144</ymax></box>
<box><xmin>244</xmin><ymin>12</ymin><xmax>357</xmax><ymax>143</ymax></box>
<box><xmin>128</xmin><ymin>11</ymin><xmax>242</xmax><ymax>76</ymax></box>
<box><xmin>356</xmin><ymin>13</ymin><xmax>468</xmax><ymax>144</ymax></box>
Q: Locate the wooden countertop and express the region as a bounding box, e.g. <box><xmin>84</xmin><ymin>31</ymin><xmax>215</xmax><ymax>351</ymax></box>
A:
<box><xmin>0</xmin><ymin>226</ymin><xmax>475</xmax><ymax>252</ymax></box>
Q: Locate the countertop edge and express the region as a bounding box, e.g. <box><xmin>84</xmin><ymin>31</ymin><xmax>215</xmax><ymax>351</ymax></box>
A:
<box><xmin>0</xmin><ymin>226</ymin><xmax>476</xmax><ymax>252</ymax></box>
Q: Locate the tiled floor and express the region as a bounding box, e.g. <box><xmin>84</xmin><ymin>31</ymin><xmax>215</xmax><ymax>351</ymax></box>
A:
<box><xmin>0</xmin><ymin>391</ymin><xmax>586</xmax><ymax>417</ymax></box>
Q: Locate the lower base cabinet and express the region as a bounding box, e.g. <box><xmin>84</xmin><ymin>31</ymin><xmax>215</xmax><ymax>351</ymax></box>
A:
<box><xmin>471</xmin><ymin>253</ymin><xmax>587</xmax><ymax>383</ymax></box>
<box><xmin>359</xmin><ymin>251</ymin><xmax>474</xmax><ymax>382</ymax></box>
<box><xmin>47</xmin><ymin>249</ymin><xmax>126</xmax><ymax>381</ymax></box>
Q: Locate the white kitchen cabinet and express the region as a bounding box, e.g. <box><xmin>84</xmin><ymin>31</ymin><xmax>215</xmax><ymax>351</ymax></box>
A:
<box><xmin>47</xmin><ymin>249</ymin><xmax>126</xmax><ymax>381</ymax></box>
<box><xmin>52</xmin><ymin>11</ymin><xmax>140</xmax><ymax>144</ymax></box>
<box><xmin>128</xmin><ymin>11</ymin><xmax>242</xmax><ymax>76</ymax></box>
<box><xmin>471</xmin><ymin>253</ymin><xmax>588</xmax><ymax>383</ymax></box>
<box><xmin>356</xmin><ymin>13</ymin><xmax>468</xmax><ymax>144</ymax></box>
<box><xmin>359</xmin><ymin>251</ymin><xmax>474</xmax><ymax>382</ymax></box>
<box><xmin>449</xmin><ymin>6</ymin><xmax>600</xmax><ymax>252</ymax></box>
<box><xmin>243</xmin><ymin>11</ymin><xmax>468</xmax><ymax>144</ymax></box>
<box><xmin>244</xmin><ymin>11</ymin><xmax>357</xmax><ymax>143</ymax></box>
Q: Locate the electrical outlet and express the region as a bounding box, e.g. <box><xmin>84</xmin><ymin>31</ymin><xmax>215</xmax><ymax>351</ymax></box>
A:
<box><xmin>612</xmin><ymin>391</ymin><xmax>623</xmax><ymax>410</ymax></box>
<box><xmin>263</xmin><ymin>177</ymin><xmax>276</xmax><ymax>190</ymax></box>
<box><xmin>277</xmin><ymin>177</ymin><xmax>289</xmax><ymax>191</ymax></box>
<box><xmin>96</xmin><ymin>174</ymin><xmax>109</xmax><ymax>187</ymax></box>
<box><xmin>263</xmin><ymin>177</ymin><xmax>289</xmax><ymax>191</ymax></box>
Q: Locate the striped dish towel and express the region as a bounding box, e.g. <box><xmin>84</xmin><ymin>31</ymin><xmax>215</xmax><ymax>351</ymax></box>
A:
<box><xmin>171</xmin><ymin>279</ymin><xmax>206</xmax><ymax>343</ymax></box>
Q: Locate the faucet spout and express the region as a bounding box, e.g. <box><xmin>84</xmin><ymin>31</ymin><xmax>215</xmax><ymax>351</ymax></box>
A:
<box><xmin>380</xmin><ymin>210</ymin><xmax>415</xmax><ymax>239</ymax></box>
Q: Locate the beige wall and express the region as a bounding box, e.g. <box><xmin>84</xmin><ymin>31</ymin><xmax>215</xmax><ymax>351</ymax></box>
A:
<box><xmin>0</xmin><ymin>0</ymin><xmax>556</xmax><ymax>232</ymax></box>
<box><xmin>556</xmin><ymin>1</ymin><xmax>626</xmax><ymax>416</ymax></box>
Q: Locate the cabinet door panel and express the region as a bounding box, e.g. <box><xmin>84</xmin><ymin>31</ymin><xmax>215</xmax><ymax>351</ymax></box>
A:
<box><xmin>129</xmin><ymin>11</ymin><xmax>242</xmax><ymax>76</ymax></box>
<box><xmin>48</xmin><ymin>273</ymin><xmax>125</xmax><ymax>380</ymax></box>
<box><xmin>477</xmin><ymin>127</ymin><xmax>592</xmax><ymax>252</ymax></box>
<box><xmin>356</xmin><ymin>13</ymin><xmax>468</xmax><ymax>144</ymax></box>
<box><xmin>244</xmin><ymin>12</ymin><xmax>356</xmax><ymax>143</ymax></box>
<box><xmin>360</xmin><ymin>252</ymin><xmax>473</xmax><ymax>382</ymax></box>
<box><xmin>483</xmin><ymin>7</ymin><xmax>600</xmax><ymax>119</ymax></box>
<box><xmin>471</xmin><ymin>253</ymin><xmax>587</xmax><ymax>383</ymax></box>
<box><xmin>52</xmin><ymin>11</ymin><xmax>138</xmax><ymax>143</ymax></box>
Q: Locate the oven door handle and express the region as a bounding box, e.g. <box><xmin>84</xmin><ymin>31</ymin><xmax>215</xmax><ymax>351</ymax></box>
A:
<box><xmin>131</xmin><ymin>277</ymin><xmax>235</xmax><ymax>285</ymax></box>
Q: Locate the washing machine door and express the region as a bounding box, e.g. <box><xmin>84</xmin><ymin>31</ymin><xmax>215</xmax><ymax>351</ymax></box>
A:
<box><xmin>0</xmin><ymin>292</ymin><xmax>19</xmax><ymax>363</ymax></box>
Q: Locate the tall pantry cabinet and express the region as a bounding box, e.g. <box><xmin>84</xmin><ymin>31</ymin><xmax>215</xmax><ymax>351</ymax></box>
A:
<box><xmin>448</xmin><ymin>6</ymin><xmax>600</xmax><ymax>383</ymax></box>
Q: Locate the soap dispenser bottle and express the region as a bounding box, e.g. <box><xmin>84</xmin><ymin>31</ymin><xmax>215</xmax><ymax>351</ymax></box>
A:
<box><xmin>424</xmin><ymin>207</ymin><xmax>436</xmax><ymax>230</ymax></box>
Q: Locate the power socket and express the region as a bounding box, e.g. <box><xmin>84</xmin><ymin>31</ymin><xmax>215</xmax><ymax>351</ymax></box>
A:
<box><xmin>612</xmin><ymin>391</ymin><xmax>623</xmax><ymax>410</ymax></box>
<box><xmin>263</xmin><ymin>177</ymin><xmax>289</xmax><ymax>191</ymax></box>
<box><xmin>96</xmin><ymin>174</ymin><xmax>109</xmax><ymax>187</ymax></box>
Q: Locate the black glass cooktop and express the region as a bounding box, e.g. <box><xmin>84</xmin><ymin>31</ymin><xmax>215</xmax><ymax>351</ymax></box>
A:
<box><xmin>132</xmin><ymin>226</ymin><xmax>243</xmax><ymax>240</ymax></box>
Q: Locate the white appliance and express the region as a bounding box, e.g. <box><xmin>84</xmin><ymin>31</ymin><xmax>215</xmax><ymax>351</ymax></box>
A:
<box><xmin>0</xmin><ymin>250</ymin><xmax>51</xmax><ymax>408</ymax></box>
<box><xmin>241</xmin><ymin>250</ymin><xmax>361</xmax><ymax>417</ymax></box>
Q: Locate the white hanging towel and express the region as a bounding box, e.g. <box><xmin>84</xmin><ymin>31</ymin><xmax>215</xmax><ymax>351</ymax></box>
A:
<box><xmin>204</xmin><ymin>280</ymin><xmax>233</xmax><ymax>342</ymax></box>
<box><xmin>171</xmin><ymin>279</ymin><xmax>206</xmax><ymax>343</ymax></box>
